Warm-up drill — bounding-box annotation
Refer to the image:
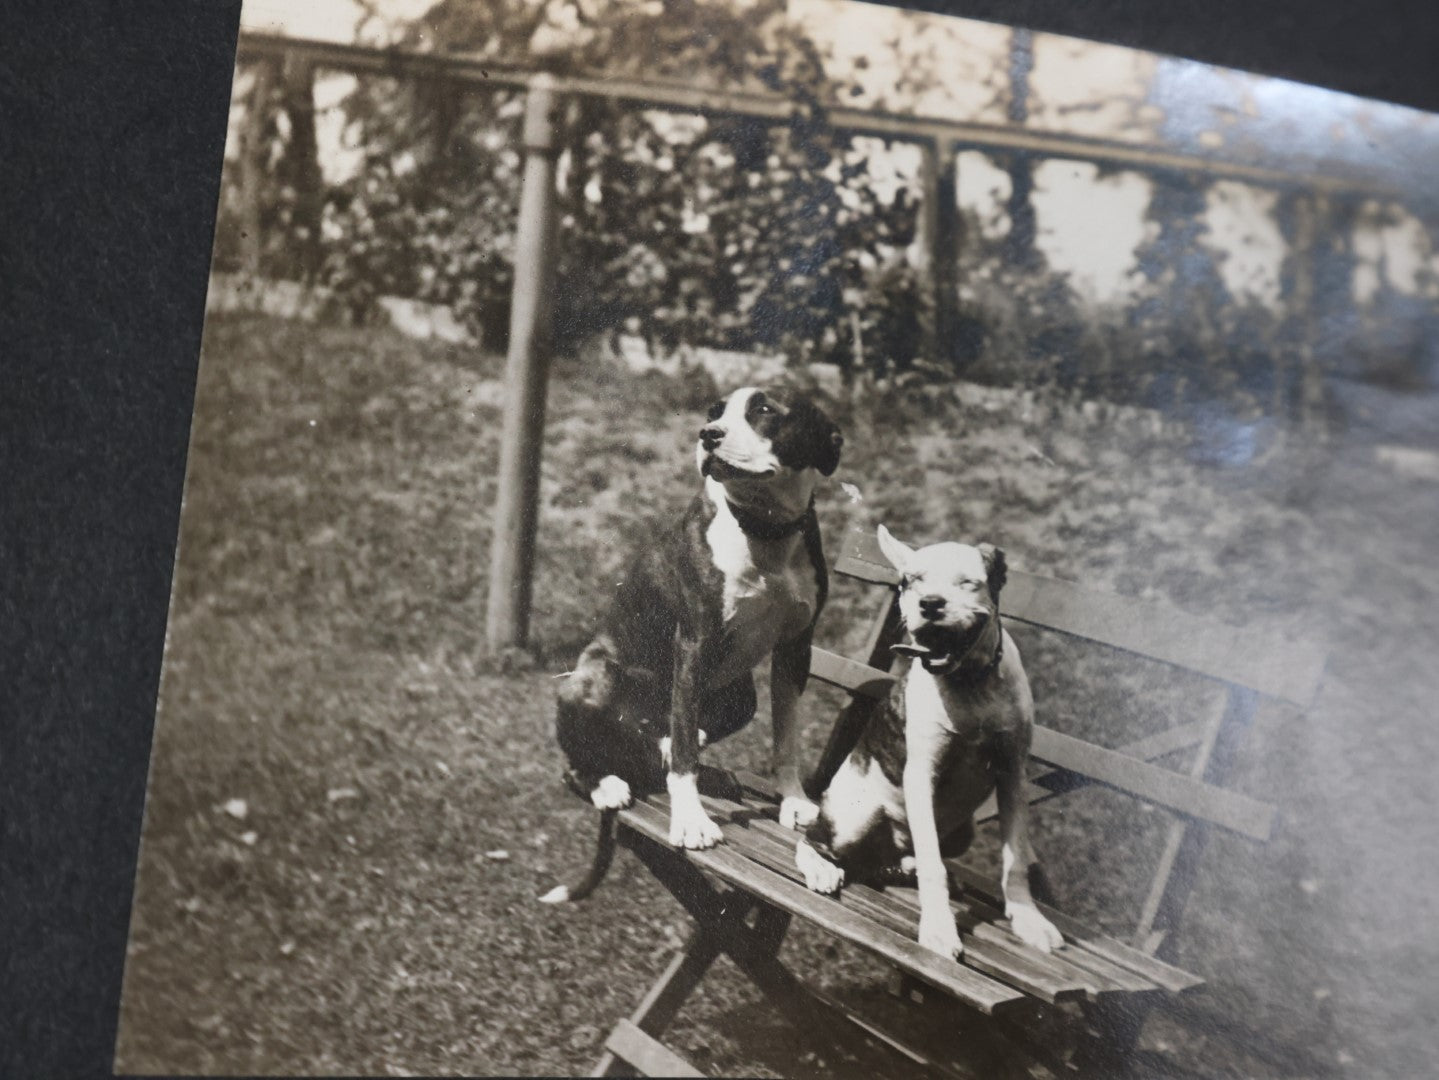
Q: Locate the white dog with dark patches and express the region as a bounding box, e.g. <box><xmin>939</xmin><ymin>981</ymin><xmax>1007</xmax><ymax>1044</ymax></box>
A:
<box><xmin>796</xmin><ymin>526</ymin><xmax>1064</xmax><ymax>959</ymax></box>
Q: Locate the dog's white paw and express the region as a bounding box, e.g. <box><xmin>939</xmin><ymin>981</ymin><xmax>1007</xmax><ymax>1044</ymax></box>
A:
<box><xmin>1008</xmin><ymin>903</ymin><xmax>1064</xmax><ymax>954</ymax></box>
<box><xmin>795</xmin><ymin>840</ymin><xmax>844</xmax><ymax>894</ymax></box>
<box><xmin>666</xmin><ymin>771</ymin><xmax>723</xmax><ymax>848</ymax></box>
<box><xmin>668</xmin><ymin>804</ymin><xmax>723</xmax><ymax>849</ymax></box>
<box><xmin>918</xmin><ymin>913</ymin><xmax>964</xmax><ymax>961</ymax></box>
<box><xmin>779</xmin><ymin>795</ymin><xmax>819</xmax><ymax>830</ymax></box>
<box><xmin>591</xmin><ymin>775</ymin><xmax>633</xmax><ymax>811</ymax></box>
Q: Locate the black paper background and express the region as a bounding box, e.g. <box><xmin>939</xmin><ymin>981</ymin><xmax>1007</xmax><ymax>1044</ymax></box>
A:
<box><xmin>2</xmin><ymin>2</ymin><xmax>1435</xmax><ymax>1077</ymax></box>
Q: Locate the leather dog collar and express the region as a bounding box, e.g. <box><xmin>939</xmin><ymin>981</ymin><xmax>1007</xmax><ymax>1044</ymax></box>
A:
<box><xmin>726</xmin><ymin>497</ymin><xmax>811</xmax><ymax>542</ymax></box>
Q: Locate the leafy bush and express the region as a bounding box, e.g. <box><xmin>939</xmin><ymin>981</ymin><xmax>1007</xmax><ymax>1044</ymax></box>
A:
<box><xmin>221</xmin><ymin>0</ymin><xmax>928</xmax><ymax>375</ymax></box>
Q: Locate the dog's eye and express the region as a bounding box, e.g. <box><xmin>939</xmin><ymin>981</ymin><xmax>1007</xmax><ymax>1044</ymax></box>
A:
<box><xmin>897</xmin><ymin>574</ymin><xmax>914</xmax><ymax>590</ymax></box>
<box><xmin>754</xmin><ymin>402</ymin><xmax>773</xmax><ymax>415</ymax></box>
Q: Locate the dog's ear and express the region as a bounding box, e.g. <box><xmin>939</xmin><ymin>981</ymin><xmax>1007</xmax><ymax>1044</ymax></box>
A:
<box><xmin>977</xmin><ymin>543</ymin><xmax>1007</xmax><ymax>601</ymax></box>
<box><xmin>772</xmin><ymin>398</ymin><xmax>843</xmax><ymax>475</ymax></box>
<box><xmin>876</xmin><ymin>524</ymin><xmax>915</xmax><ymax>573</ymax></box>
<box><xmin>816</xmin><ymin>422</ymin><xmax>843</xmax><ymax>477</ymax></box>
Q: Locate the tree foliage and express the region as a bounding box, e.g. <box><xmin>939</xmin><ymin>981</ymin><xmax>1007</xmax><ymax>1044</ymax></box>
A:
<box><xmin>225</xmin><ymin>0</ymin><xmax>925</xmax><ymax>374</ymax></box>
<box><xmin>215</xmin><ymin>1</ymin><xmax>1425</xmax><ymax>423</ymax></box>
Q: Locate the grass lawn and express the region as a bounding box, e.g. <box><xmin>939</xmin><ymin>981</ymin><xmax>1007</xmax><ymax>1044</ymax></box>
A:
<box><xmin>115</xmin><ymin>313</ymin><xmax>1439</xmax><ymax>1077</ymax></box>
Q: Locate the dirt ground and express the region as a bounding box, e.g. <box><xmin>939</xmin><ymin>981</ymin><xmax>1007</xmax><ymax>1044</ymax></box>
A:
<box><xmin>114</xmin><ymin>313</ymin><xmax>1439</xmax><ymax>1077</ymax></box>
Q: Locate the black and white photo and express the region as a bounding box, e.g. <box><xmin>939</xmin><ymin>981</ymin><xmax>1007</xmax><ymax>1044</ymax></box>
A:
<box><xmin>113</xmin><ymin>1</ymin><xmax>1439</xmax><ymax>1075</ymax></box>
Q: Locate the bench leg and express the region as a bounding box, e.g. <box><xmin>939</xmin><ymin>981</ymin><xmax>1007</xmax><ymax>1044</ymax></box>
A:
<box><xmin>619</xmin><ymin>828</ymin><xmax>968</xmax><ymax>1077</ymax></box>
<box><xmin>590</xmin><ymin>927</ymin><xmax>731</xmax><ymax>1077</ymax></box>
<box><xmin>1131</xmin><ymin>686</ymin><xmax>1259</xmax><ymax>961</ymax></box>
<box><xmin>592</xmin><ymin>832</ymin><xmax>764</xmax><ymax>1077</ymax></box>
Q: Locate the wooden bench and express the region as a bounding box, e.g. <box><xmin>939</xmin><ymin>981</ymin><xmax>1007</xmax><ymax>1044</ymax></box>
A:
<box><xmin>585</xmin><ymin>523</ymin><xmax>1327</xmax><ymax>1077</ymax></box>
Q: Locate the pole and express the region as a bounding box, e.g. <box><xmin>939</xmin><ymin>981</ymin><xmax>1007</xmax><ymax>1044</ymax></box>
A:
<box><xmin>280</xmin><ymin>53</ymin><xmax>322</xmax><ymax>282</ymax></box>
<box><xmin>918</xmin><ymin>137</ymin><xmax>960</xmax><ymax>367</ymax></box>
<box><xmin>238</xmin><ymin>58</ymin><xmax>276</xmax><ymax>276</ymax></box>
<box><xmin>1291</xmin><ymin>194</ymin><xmax>1324</xmax><ymax>430</ymax></box>
<box><xmin>485</xmin><ymin>75</ymin><xmax>562</xmax><ymax>653</ymax></box>
<box><xmin>1275</xmin><ymin>189</ymin><xmax>1321</xmax><ymax>426</ymax></box>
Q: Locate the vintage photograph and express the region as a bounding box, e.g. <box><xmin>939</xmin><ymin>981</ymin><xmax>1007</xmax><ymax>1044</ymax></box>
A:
<box><xmin>115</xmin><ymin>0</ymin><xmax>1438</xmax><ymax>1075</ymax></box>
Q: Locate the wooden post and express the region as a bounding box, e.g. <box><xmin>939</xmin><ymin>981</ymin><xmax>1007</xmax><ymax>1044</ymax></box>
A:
<box><xmin>1291</xmin><ymin>194</ymin><xmax>1325</xmax><ymax>431</ymax></box>
<box><xmin>918</xmin><ymin>137</ymin><xmax>960</xmax><ymax>367</ymax></box>
<box><xmin>1274</xmin><ymin>189</ymin><xmax>1319</xmax><ymax>422</ymax></box>
<box><xmin>486</xmin><ymin>75</ymin><xmax>562</xmax><ymax>653</ymax></box>
<box><xmin>280</xmin><ymin>53</ymin><xmax>322</xmax><ymax>282</ymax></box>
<box><xmin>237</xmin><ymin>58</ymin><xmax>277</xmax><ymax>276</ymax></box>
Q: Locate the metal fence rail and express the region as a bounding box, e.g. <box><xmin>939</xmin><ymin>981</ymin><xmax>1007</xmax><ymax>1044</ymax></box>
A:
<box><xmin>236</xmin><ymin>31</ymin><xmax>1388</xmax><ymax>194</ymax></box>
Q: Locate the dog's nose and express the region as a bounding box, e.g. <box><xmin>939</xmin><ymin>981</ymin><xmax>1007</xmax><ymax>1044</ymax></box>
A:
<box><xmin>919</xmin><ymin>595</ymin><xmax>946</xmax><ymax>619</ymax></box>
<box><xmin>699</xmin><ymin>424</ymin><xmax>724</xmax><ymax>451</ymax></box>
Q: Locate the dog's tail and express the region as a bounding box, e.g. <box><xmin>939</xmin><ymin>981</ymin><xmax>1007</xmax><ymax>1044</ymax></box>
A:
<box><xmin>537</xmin><ymin>809</ymin><xmax>619</xmax><ymax>904</ymax></box>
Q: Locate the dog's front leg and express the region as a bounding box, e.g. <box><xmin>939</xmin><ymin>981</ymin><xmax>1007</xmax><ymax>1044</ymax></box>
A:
<box><xmin>903</xmin><ymin>742</ymin><xmax>963</xmax><ymax>960</ymax></box>
<box><xmin>772</xmin><ymin>636</ymin><xmax>818</xmax><ymax>830</ymax></box>
<box><xmin>666</xmin><ymin>626</ymin><xmax>724</xmax><ymax>850</ymax></box>
<box><xmin>996</xmin><ymin>763</ymin><xmax>1064</xmax><ymax>953</ymax></box>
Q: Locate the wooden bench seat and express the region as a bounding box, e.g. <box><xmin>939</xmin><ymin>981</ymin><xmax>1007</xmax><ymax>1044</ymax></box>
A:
<box><xmin>588</xmin><ymin>524</ymin><xmax>1326</xmax><ymax>1077</ymax></box>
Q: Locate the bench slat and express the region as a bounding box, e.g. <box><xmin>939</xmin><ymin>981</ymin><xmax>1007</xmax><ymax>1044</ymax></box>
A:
<box><xmin>809</xmin><ymin>647</ymin><xmax>900</xmax><ymax>701</ymax></box>
<box><xmin>1028</xmin><ymin>726</ymin><xmax>1274</xmax><ymax>842</ymax></box>
<box><xmin>616</xmin><ymin>800</ymin><xmax>1027</xmax><ymax>1015</ymax></box>
<box><xmin>868</xmin><ymin>878</ymin><xmax>1158</xmax><ymax>1000</ymax></box>
<box><xmin>704</xmin><ymin>801</ymin><xmax>1093</xmax><ymax>1005</ymax></box>
<box><xmin>725</xmin><ymin>774</ymin><xmax>1168</xmax><ymax>1000</ymax></box>
<box><xmin>973</xmin><ymin>717</ymin><xmax>1209</xmax><ymax>822</ymax></box>
<box><xmin>938</xmin><ymin>885</ymin><xmax>1158</xmax><ymax>995</ymax></box>
<box><xmin>809</xmin><ymin>647</ymin><xmax>1276</xmax><ymax>841</ymax></box>
<box><xmin>604</xmin><ymin>1019</ymin><xmax>705</xmax><ymax>1078</ymax></box>
<box><xmin>833</xmin><ymin>530</ymin><xmax>1325</xmax><ymax>707</ymax></box>
<box><xmin>726</xmin><ymin>773</ymin><xmax>1199</xmax><ymax>996</ymax></box>
<box><xmin>946</xmin><ymin>863</ymin><xmax>1204</xmax><ymax>994</ymax></box>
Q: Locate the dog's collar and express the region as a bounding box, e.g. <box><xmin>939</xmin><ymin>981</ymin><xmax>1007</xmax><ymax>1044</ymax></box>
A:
<box><xmin>893</xmin><ymin>616</ymin><xmax>1004</xmax><ymax>680</ymax></box>
<box><xmin>726</xmin><ymin>497</ymin><xmax>812</xmax><ymax>542</ymax></box>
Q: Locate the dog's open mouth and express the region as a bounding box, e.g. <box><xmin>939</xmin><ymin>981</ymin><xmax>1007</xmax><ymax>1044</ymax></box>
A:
<box><xmin>897</xmin><ymin>622</ymin><xmax>986</xmax><ymax>672</ymax></box>
<box><xmin>702</xmin><ymin>454</ymin><xmax>776</xmax><ymax>481</ymax></box>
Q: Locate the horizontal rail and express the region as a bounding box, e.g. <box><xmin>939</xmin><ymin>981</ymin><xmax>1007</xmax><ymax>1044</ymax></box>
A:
<box><xmin>1028</xmin><ymin>726</ymin><xmax>1274</xmax><ymax>841</ymax></box>
<box><xmin>236</xmin><ymin>31</ymin><xmax>1389</xmax><ymax>195</ymax></box>
<box><xmin>971</xmin><ymin>717</ymin><xmax>1210</xmax><ymax>823</ymax></box>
